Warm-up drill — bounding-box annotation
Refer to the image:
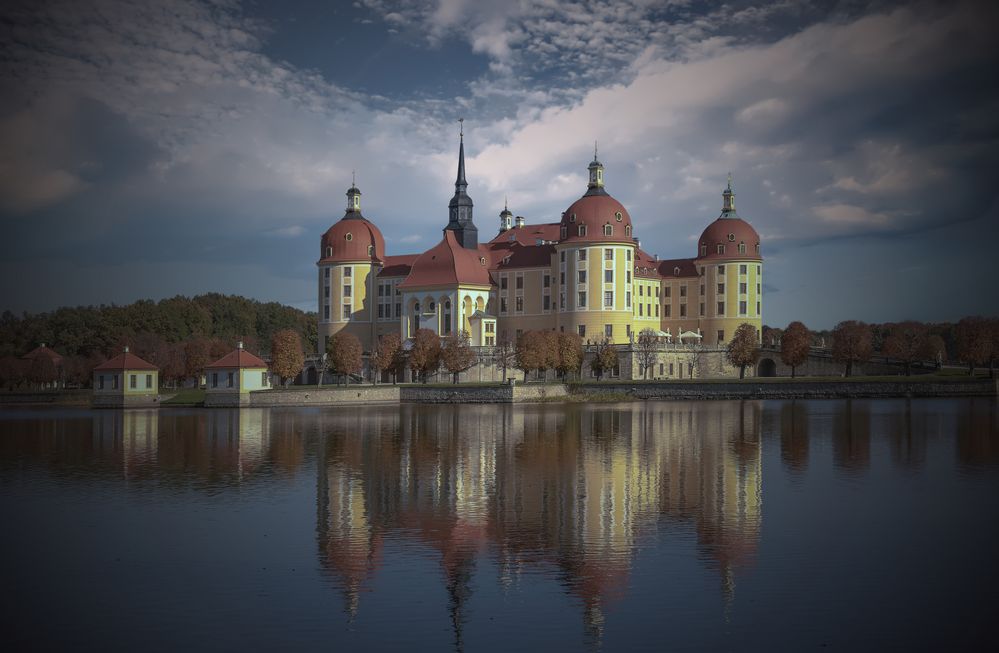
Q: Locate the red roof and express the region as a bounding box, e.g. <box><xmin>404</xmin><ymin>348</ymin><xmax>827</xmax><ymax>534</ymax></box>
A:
<box><xmin>559</xmin><ymin>192</ymin><xmax>634</xmax><ymax>245</ymax></box>
<box><xmin>378</xmin><ymin>253</ymin><xmax>420</xmax><ymax>278</ymax></box>
<box><xmin>696</xmin><ymin>217</ymin><xmax>761</xmax><ymax>262</ymax></box>
<box><xmin>657</xmin><ymin>258</ymin><xmax>699</xmax><ymax>278</ymax></box>
<box><xmin>22</xmin><ymin>345</ymin><xmax>63</xmax><ymax>364</ymax></box>
<box><xmin>633</xmin><ymin>248</ymin><xmax>662</xmax><ymax>279</ymax></box>
<box><xmin>317</xmin><ymin>215</ymin><xmax>386</xmax><ymax>265</ymax></box>
<box><xmin>206</xmin><ymin>347</ymin><xmax>268</xmax><ymax>369</ymax></box>
<box><xmin>94</xmin><ymin>351</ymin><xmax>158</xmax><ymax>371</ymax></box>
<box><xmin>487</xmin><ymin>222</ymin><xmax>561</xmax><ymax>246</ymax></box>
<box><xmin>491</xmin><ymin>241</ymin><xmax>555</xmax><ymax>269</ymax></box>
<box><xmin>398</xmin><ymin>231</ymin><xmax>493</xmax><ymax>289</ymax></box>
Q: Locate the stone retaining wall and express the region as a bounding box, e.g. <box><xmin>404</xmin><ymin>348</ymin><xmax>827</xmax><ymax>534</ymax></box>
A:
<box><xmin>245</xmin><ymin>385</ymin><xmax>400</xmax><ymax>407</ymax></box>
<box><xmin>571</xmin><ymin>379</ymin><xmax>997</xmax><ymax>400</ymax></box>
<box><xmin>399</xmin><ymin>383</ymin><xmax>569</xmax><ymax>404</ymax></box>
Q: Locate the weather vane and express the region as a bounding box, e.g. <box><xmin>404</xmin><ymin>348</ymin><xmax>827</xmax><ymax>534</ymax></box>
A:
<box><xmin>458</xmin><ymin>117</ymin><xmax>464</xmax><ymax>137</ymax></box>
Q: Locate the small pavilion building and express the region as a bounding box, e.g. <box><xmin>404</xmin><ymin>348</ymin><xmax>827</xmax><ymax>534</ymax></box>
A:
<box><xmin>93</xmin><ymin>347</ymin><xmax>160</xmax><ymax>408</ymax></box>
<box><xmin>22</xmin><ymin>343</ymin><xmax>65</xmax><ymax>388</ymax></box>
<box><xmin>204</xmin><ymin>342</ymin><xmax>272</xmax><ymax>407</ymax></box>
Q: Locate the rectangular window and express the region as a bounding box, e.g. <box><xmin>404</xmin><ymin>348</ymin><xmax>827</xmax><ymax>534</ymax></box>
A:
<box><xmin>604</xmin><ymin>291</ymin><xmax>613</xmax><ymax>307</ymax></box>
<box><xmin>130</xmin><ymin>375</ymin><xmax>136</xmax><ymax>389</ymax></box>
<box><xmin>578</xmin><ymin>224</ymin><xmax>587</xmax><ymax>236</ymax></box>
<box><xmin>516</xmin><ymin>275</ymin><xmax>524</xmax><ymax>290</ymax></box>
<box><xmin>739</xmin><ymin>243</ymin><xmax>747</xmax><ymax>254</ymax></box>
<box><xmin>604</xmin><ymin>248</ymin><xmax>613</xmax><ymax>261</ymax></box>
<box><xmin>717</xmin><ymin>330</ymin><xmax>725</xmax><ymax>343</ymax></box>
<box><xmin>659</xmin><ymin>363</ymin><xmax>664</xmax><ymax>375</ymax></box>
<box><xmin>578</xmin><ymin>270</ymin><xmax>586</xmax><ymax>283</ymax></box>
<box><xmin>680</xmin><ymin>304</ymin><xmax>687</xmax><ymax>317</ymax></box>
<box><xmin>701</xmin><ymin>245</ymin><xmax>707</xmax><ymax>256</ymax></box>
<box><xmin>604</xmin><ymin>269</ymin><xmax>613</xmax><ymax>283</ymax></box>
<box><xmin>395</xmin><ymin>303</ymin><xmax>401</xmax><ymax>317</ymax></box>
<box><xmin>626</xmin><ymin>250</ymin><xmax>632</xmax><ymax>262</ymax></box>
<box><xmin>485</xmin><ymin>322</ymin><xmax>495</xmax><ymax>333</ymax></box>
<box><xmin>212</xmin><ymin>373</ymin><xmax>218</xmax><ymax>388</ymax></box>
<box><xmin>718</xmin><ymin>302</ymin><xmax>725</xmax><ymax>315</ymax></box>
<box><xmin>680</xmin><ymin>285</ymin><xmax>687</xmax><ymax>297</ymax></box>
<box><xmin>603</xmin><ymin>224</ymin><xmax>612</xmax><ymax>236</ymax></box>
<box><xmin>377</xmin><ymin>285</ymin><xmax>384</xmax><ymax>297</ymax></box>
<box><xmin>717</xmin><ymin>244</ymin><xmax>725</xmax><ymax>254</ymax></box>
<box><xmin>378</xmin><ymin>305</ymin><xmax>384</xmax><ymax>318</ymax></box>
<box><xmin>605</xmin><ymin>324</ymin><xmax>613</xmax><ymax>338</ymax></box>
<box><xmin>344</xmin><ymin>267</ymin><xmax>352</xmax><ymax>278</ymax></box>
<box><xmin>669</xmin><ymin>363</ymin><xmax>674</xmax><ymax>376</ymax></box>
<box><xmin>543</xmin><ymin>274</ymin><xmax>551</xmax><ymax>288</ymax></box>
<box><xmin>757</xmin><ymin>265</ymin><xmax>761</xmax><ymax>275</ymax></box>
<box><xmin>578</xmin><ymin>325</ymin><xmax>586</xmax><ymax>337</ymax></box>
<box><xmin>718</xmin><ymin>283</ymin><xmax>725</xmax><ymax>294</ymax></box>
<box><xmin>98</xmin><ymin>375</ymin><xmax>105</xmax><ymax>390</ymax></box>
<box><xmin>718</xmin><ymin>265</ymin><xmax>725</xmax><ymax>275</ymax></box>
<box><xmin>324</xmin><ymin>305</ymin><xmax>330</xmax><ymax>319</ymax></box>
<box><xmin>560</xmin><ymin>271</ymin><xmax>566</xmax><ymax>285</ymax></box>
<box><xmin>699</xmin><ymin>302</ymin><xmax>705</xmax><ymax>316</ymax></box>
<box><xmin>343</xmin><ymin>305</ymin><xmax>351</xmax><ymax>320</ymax></box>
<box><xmin>516</xmin><ymin>296</ymin><xmax>523</xmax><ymax>312</ymax></box>
<box><xmin>578</xmin><ymin>249</ymin><xmax>587</xmax><ymax>260</ymax></box>
<box><xmin>626</xmin><ymin>271</ymin><xmax>631</xmax><ymax>283</ymax></box>
<box><xmin>343</xmin><ymin>285</ymin><xmax>351</xmax><ymax>297</ymax></box>
<box><xmin>501</xmin><ymin>276</ymin><xmax>508</xmax><ymax>290</ymax></box>
<box><xmin>740</xmin><ymin>264</ymin><xmax>748</xmax><ymax>274</ymax></box>
<box><xmin>700</xmin><ymin>284</ymin><xmax>705</xmax><ymax>295</ymax></box>
<box><xmin>757</xmin><ymin>283</ymin><xmax>761</xmax><ymax>294</ymax></box>
<box><xmin>262</xmin><ymin>372</ymin><xmax>268</xmax><ymax>386</ymax></box>
<box><xmin>739</xmin><ymin>282</ymin><xmax>747</xmax><ymax>294</ymax></box>
<box><xmin>324</xmin><ymin>285</ymin><xmax>330</xmax><ymax>298</ymax></box>
<box><xmin>560</xmin><ymin>293</ymin><xmax>566</xmax><ymax>310</ymax></box>
<box><xmin>501</xmin><ymin>298</ymin><xmax>508</xmax><ymax>313</ymax></box>
<box><xmin>739</xmin><ymin>300</ymin><xmax>747</xmax><ymax>315</ymax></box>
<box><xmin>324</xmin><ymin>268</ymin><xmax>330</xmax><ymax>279</ymax></box>
<box><xmin>665</xmin><ymin>305</ymin><xmax>671</xmax><ymax>317</ymax></box>
<box><xmin>639</xmin><ymin>303</ymin><xmax>643</xmax><ymax>316</ymax></box>
<box><xmin>655</xmin><ymin>304</ymin><xmax>659</xmax><ymax>317</ymax></box>
<box><xmin>626</xmin><ymin>291</ymin><xmax>631</xmax><ymax>307</ymax></box>
<box><xmin>578</xmin><ymin>292</ymin><xmax>587</xmax><ymax>307</ymax></box>
<box><xmin>664</xmin><ymin>286</ymin><xmax>671</xmax><ymax>298</ymax></box>
<box><xmin>146</xmin><ymin>374</ymin><xmax>152</xmax><ymax>389</ymax></box>
<box><xmin>757</xmin><ymin>301</ymin><xmax>761</xmax><ymax>314</ymax></box>
<box><xmin>543</xmin><ymin>295</ymin><xmax>551</xmax><ymax>311</ymax></box>
<box><xmin>227</xmin><ymin>372</ymin><xmax>234</xmax><ymax>388</ymax></box>
<box><xmin>560</xmin><ymin>251</ymin><xmax>566</xmax><ymax>262</ymax></box>
<box><xmin>561</xmin><ymin>226</ymin><xmax>567</xmax><ymax>240</ymax></box>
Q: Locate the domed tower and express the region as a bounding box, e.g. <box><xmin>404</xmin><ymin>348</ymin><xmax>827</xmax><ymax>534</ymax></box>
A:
<box><xmin>317</xmin><ymin>178</ymin><xmax>386</xmax><ymax>354</ymax></box>
<box><xmin>498</xmin><ymin>199</ymin><xmax>513</xmax><ymax>233</ymax></box>
<box><xmin>554</xmin><ymin>150</ymin><xmax>637</xmax><ymax>344</ymax></box>
<box><xmin>694</xmin><ymin>175</ymin><xmax>763</xmax><ymax>346</ymax></box>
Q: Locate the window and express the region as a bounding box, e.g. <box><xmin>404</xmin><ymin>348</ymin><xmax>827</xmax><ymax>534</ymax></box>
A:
<box><xmin>728</xmin><ymin>233</ymin><xmax>735</xmax><ymax>242</ymax></box>
<box><xmin>700</xmin><ymin>284</ymin><xmax>705</xmax><ymax>295</ymax></box>
<box><xmin>578</xmin><ymin>292</ymin><xmax>587</xmax><ymax>307</ymax></box>
<box><xmin>544</xmin><ymin>274</ymin><xmax>551</xmax><ymax>288</ymax></box>
<box><xmin>626</xmin><ymin>271</ymin><xmax>631</xmax><ymax>283</ymax></box>
<box><xmin>717</xmin><ymin>330</ymin><xmax>725</xmax><ymax>343</ymax></box>
<box><xmin>560</xmin><ymin>271</ymin><xmax>566</xmax><ymax>285</ymax></box>
<box><xmin>757</xmin><ymin>301</ymin><xmax>761</xmax><ymax>315</ymax></box>
<box><xmin>757</xmin><ymin>265</ymin><xmax>761</xmax><ymax>275</ymax></box>
<box><xmin>700</xmin><ymin>244</ymin><xmax>707</xmax><ymax>256</ymax></box>
<box><xmin>673</xmin><ymin>266</ymin><xmax>680</xmax><ymax>276</ymax></box>
<box><xmin>146</xmin><ymin>374</ymin><xmax>152</xmax><ymax>389</ymax></box>
<box><xmin>717</xmin><ymin>245</ymin><xmax>725</xmax><ymax>254</ymax></box>
<box><xmin>718</xmin><ymin>265</ymin><xmax>725</xmax><ymax>275</ymax></box>
<box><xmin>669</xmin><ymin>363</ymin><xmax>674</xmax><ymax>376</ymax></box>
<box><xmin>560</xmin><ymin>251</ymin><xmax>566</xmax><ymax>263</ymax></box>
<box><xmin>578</xmin><ymin>325</ymin><xmax>586</xmax><ymax>337</ymax></box>
<box><xmin>718</xmin><ymin>283</ymin><xmax>725</xmax><ymax>294</ymax></box>
<box><xmin>227</xmin><ymin>372</ymin><xmax>234</xmax><ymax>388</ymax></box>
<box><xmin>604</xmin><ymin>291</ymin><xmax>613</xmax><ymax>307</ymax></box>
<box><xmin>515</xmin><ymin>296</ymin><xmax>523</xmax><ymax>312</ymax></box>
<box><xmin>626</xmin><ymin>225</ymin><xmax>632</xmax><ymax>237</ymax></box>
<box><xmin>345</xmin><ymin>232</ymin><xmax>353</xmax><ymax>241</ymax></box>
<box><xmin>665</xmin><ymin>305</ymin><xmax>671</xmax><ymax>317</ymax></box>
<box><xmin>377</xmin><ymin>285</ymin><xmax>384</xmax><ymax>297</ymax></box>
<box><xmin>324</xmin><ymin>285</ymin><xmax>330</xmax><ymax>298</ymax></box>
<box><xmin>570</xmin><ymin>213</ymin><xmax>577</xmax><ymax>222</ymax></box>
<box><xmin>343</xmin><ymin>305</ymin><xmax>351</xmax><ymax>320</ymax></box>
<box><xmin>655</xmin><ymin>304</ymin><xmax>659</xmax><ymax>317</ymax></box>
<box><xmin>560</xmin><ymin>293</ymin><xmax>566</xmax><ymax>310</ymax></box>
<box><xmin>543</xmin><ymin>295</ymin><xmax>551</xmax><ymax>310</ymax></box>
<box><xmin>664</xmin><ymin>286</ymin><xmax>671</xmax><ymax>298</ymax></box>
<box><xmin>603</xmin><ymin>224</ymin><xmax>613</xmax><ymax>236</ymax></box>
<box><xmin>659</xmin><ymin>363</ymin><xmax>664</xmax><ymax>375</ymax></box>
<box><xmin>680</xmin><ymin>285</ymin><xmax>687</xmax><ymax>297</ymax></box>
<box><xmin>756</xmin><ymin>244</ymin><xmax>761</xmax><ymax>254</ymax></box>
<box><xmin>212</xmin><ymin>373</ymin><xmax>218</xmax><ymax>388</ymax></box>
<box><xmin>344</xmin><ymin>267</ymin><xmax>352</xmax><ymax>278</ymax></box>
<box><xmin>739</xmin><ymin>300</ymin><xmax>747</xmax><ymax>315</ymax></box>
<box><xmin>485</xmin><ymin>322</ymin><xmax>495</xmax><ymax>333</ymax></box>
<box><xmin>378</xmin><ymin>305</ymin><xmax>384</xmax><ymax>318</ymax></box>
<box><xmin>561</xmin><ymin>226</ymin><xmax>567</xmax><ymax>239</ymax></box>
<box><xmin>718</xmin><ymin>302</ymin><xmax>725</xmax><ymax>315</ymax></box>
<box><xmin>615</xmin><ymin>211</ymin><xmax>623</xmax><ymax>222</ymax></box>
<box><xmin>325</xmin><ymin>247</ymin><xmax>332</xmax><ymax>257</ymax></box>
<box><xmin>605</xmin><ymin>324</ymin><xmax>613</xmax><ymax>338</ymax></box>
<box><xmin>699</xmin><ymin>302</ymin><xmax>705</xmax><ymax>316</ymax></box>
<box><xmin>262</xmin><ymin>372</ymin><xmax>268</xmax><ymax>386</ymax></box>
<box><xmin>516</xmin><ymin>275</ymin><xmax>524</xmax><ymax>290</ymax></box>
<box><xmin>578</xmin><ymin>224</ymin><xmax>587</xmax><ymax>236</ymax></box>
<box><xmin>626</xmin><ymin>250</ymin><xmax>631</xmax><ymax>262</ymax></box>
<box><xmin>395</xmin><ymin>303</ymin><xmax>401</xmax><ymax>317</ymax></box>
<box><xmin>578</xmin><ymin>270</ymin><xmax>586</xmax><ymax>283</ymax></box>
<box><xmin>626</xmin><ymin>291</ymin><xmax>631</xmax><ymax>307</ymax></box>
<box><xmin>343</xmin><ymin>285</ymin><xmax>351</xmax><ymax>297</ymax></box>
<box><xmin>739</xmin><ymin>242</ymin><xmax>747</xmax><ymax>254</ymax></box>
<box><xmin>368</xmin><ymin>245</ymin><xmax>374</xmax><ymax>256</ymax></box>
<box><xmin>324</xmin><ymin>268</ymin><xmax>330</xmax><ymax>279</ymax></box>
<box><xmin>578</xmin><ymin>249</ymin><xmax>587</xmax><ymax>261</ymax></box>
<box><xmin>680</xmin><ymin>304</ymin><xmax>687</xmax><ymax>317</ymax></box>
<box><xmin>130</xmin><ymin>374</ymin><xmax>136</xmax><ymax>389</ymax></box>
<box><xmin>740</xmin><ymin>264</ymin><xmax>748</xmax><ymax>274</ymax></box>
<box><xmin>500</xmin><ymin>298</ymin><xmax>508</xmax><ymax>313</ymax></box>
<box><xmin>501</xmin><ymin>276</ymin><xmax>508</xmax><ymax>290</ymax></box>
<box><xmin>98</xmin><ymin>375</ymin><xmax>104</xmax><ymax>390</ymax></box>
<box><xmin>740</xmin><ymin>282</ymin><xmax>747</xmax><ymax>294</ymax></box>
<box><xmin>626</xmin><ymin>325</ymin><xmax>632</xmax><ymax>338</ymax></box>
<box><xmin>639</xmin><ymin>303</ymin><xmax>643</xmax><ymax>316</ymax></box>
<box><xmin>604</xmin><ymin>269</ymin><xmax>613</xmax><ymax>283</ymax></box>
<box><xmin>604</xmin><ymin>248</ymin><xmax>613</xmax><ymax>261</ymax></box>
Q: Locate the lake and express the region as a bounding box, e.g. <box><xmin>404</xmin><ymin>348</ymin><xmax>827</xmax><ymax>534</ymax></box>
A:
<box><xmin>1</xmin><ymin>399</ymin><xmax>997</xmax><ymax>651</ymax></box>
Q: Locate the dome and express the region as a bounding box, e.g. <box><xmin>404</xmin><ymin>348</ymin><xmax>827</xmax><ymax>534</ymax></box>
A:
<box><xmin>696</xmin><ymin>217</ymin><xmax>761</xmax><ymax>261</ymax></box>
<box><xmin>318</xmin><ymin>184</ymin><xmax>386</xmax><ymax>264</ymax></box>
<box><xmin>559</xmin><ymin>193</ymin><xmax>635</xmax><ymax>245</ymax></box>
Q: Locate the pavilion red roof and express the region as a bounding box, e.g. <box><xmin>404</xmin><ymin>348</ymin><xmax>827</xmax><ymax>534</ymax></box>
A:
<box><xmin>206</xmin><ymin>346</ymin><xmax>268</xmax><ymax>369</ymax></box>
<box><xmin>94</xmin><ymin>351</ymin><xmax>158</xmax><ymax>371</ymax></box>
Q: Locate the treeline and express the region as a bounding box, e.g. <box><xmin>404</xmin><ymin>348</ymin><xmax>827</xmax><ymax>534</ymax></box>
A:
<box><xmin>0</xmin><ymin>294</ymin><xmax>317</xmax><ymax>389</ymax></box>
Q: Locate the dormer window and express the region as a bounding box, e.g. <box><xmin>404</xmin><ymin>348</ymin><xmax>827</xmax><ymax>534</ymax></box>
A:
<box><xmin>345</xmin><ymin>233</ymin><xmax>353</xmax><ymax>241</ymax></box>
<box><xmin>570</xmin><ymin>213</ymin><xmax>577</xmax><ymax>222</ymax></box>
<box><xmin>738</xmin><ymin>242</ymin><xmax>747</xmax><ymax>254</ymax></box>
<box><xmin>625</xmin><ymin>225</ymin><xmax>632</xmax><ymax>237</ymax></box>
<box><xmin>717</xmin><ymin>244</ymin><xmax>725</xmax><ymax>255</ymax></box>
<box><xmin>603</xmin><ymin>224</ymin><xmax>613</xmax><ymax>236</ymax></box>
<box><xmin>615</xmin><ymin>211</ymin><xmax>623</xmax><ymax>222</ymax></box>
<box><xmin>560</xmin><ymin>226</ymin><xmax>567</xmax><ymax>239</ymax></box>
<box><xmin>480</xmin><ymin>256</ymin><xmax>486</xmax><ymax>265</ymax></box>
<box><xmin>756</xmin><ymin>243</ymin><xmax>760</xmax><ymax>254</ymax></box>
<box><xmin>578</xmin><ymin>224</ymin><xmax>587</xmax><ymax>237</ymax></box>
<box><xmin>325</xmin><ymin>246</ymin><xmax>332</xmax><ymax>258</ymax></box>
<box><xmin>674</xmin><ymin>266</ymin><xmax>680</xmax><ymax>276</ymax></box>
<box><xmin>368</xmin><ymin>245</ymin><xmax>374</xmax><ymax>256</ymax></box>
<box><xmin>700</xmin><ymin>244</ymin><xmax>707</xmax><ymax>256</ymax></box>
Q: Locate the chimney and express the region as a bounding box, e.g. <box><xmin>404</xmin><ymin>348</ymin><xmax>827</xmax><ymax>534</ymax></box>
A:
<box><xmin>654</xmin><ymin>254</ymin><xmax>659</xmax><ymax>261</ymax></box>
<box><xmin>515</xmin><ymin>215</ymin><xmax>525</xmax><ymax>228</ymax></box>
<box><xmin>124</xmin><ymin>345</ymin><xmax>129</xmax><ymax>353</ymax></box>
<box><xmin>238</xmin><ymin>341</ymin><xmax>244</xmax><ymax>349</ymax></box>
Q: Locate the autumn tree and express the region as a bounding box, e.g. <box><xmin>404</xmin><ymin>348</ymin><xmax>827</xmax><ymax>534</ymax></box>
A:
<box><xmin>515</xmin><ymin>331</ymin><xmax>543</xmax><ymax>382</ymax></box>
<box><xmin>158</xmin><ymin>343</ymin><xmax>187</xmax><ymax>388</ymax></box>
<box><xmin>372</xmin><ymin>332</ymin><xmax>402</xmax><ymax>384</ymax></box>
<box><xmin>589</xmin><ymin>338</ymin><xmax>619</xmax><ymax>380</ymax></box>
<box><xmin>409</xmin><ymin>329</ymin><xmax>441</xmax><ymax>383</ymax></box>
<box><xmin>554</xmin><ymin>332</ymin><xmax>584</xmax><ymax>380</ymax></box>
<box><xmin>781</xmin><ymin>321</ymin><xmax>811</xmax><ymax>378</ymax></box>
<box><xmin>635</xmin><ymin>328</ymin><xmax>660</xmax><ymax>379</ymax></box>
<box><xmin>493</xmin><ymin>335</ymin><xmax>515</xmax><ymax>382</ymax></box>
<box><xmin>922</xmin><ymin>334</ymin><xmax>947</xmax><ymax>370</ymax></box>
<box><xmin>832</xmin><ymin>320</ymin><xmax>873</xmax><ymax>377</ymax></box>
<box><xmin>184</xmin><ymin>338</ymin><xmax>212</xmax><ymax>385</ymax></box>
<box><xmin>726</xmin><ymin>323</ymin><xmax>761</xmax><ymax>379</ymax></box>
<box><xmin>327</xmin><ymin>331</ymin><xmax>363</xmax><ymax>384</ymax></box>
<box><xmin>441</xmin><ymin>331</ymin><xmax>477</xmax><ymax>384</ymax></box>
<box><xmin>955</xmin><ymin>316</ymin><xmax>992</xmax><ymax>377</ymax></box>
<box><xmin>882</xmin><ymin>321</ymin><xmax>929</xmax><ymax>376</ymax></box>
<box><xmin>270</xmin><ymin>328</ymin><xmax>305</xmax><ymax>386</ymax></box>
<box><xmin>762</xmin><ymin>325</ymin><xmax>783</xmax><ymax>347</ymax></box>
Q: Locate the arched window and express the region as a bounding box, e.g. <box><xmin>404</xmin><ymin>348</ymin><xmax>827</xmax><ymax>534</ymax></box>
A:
<box><xmin>674</xmin><ymin>266</ymin><xmax>680</xmax><ymax>276</ymax></box>
<box><xmin>738</xmin><ymin>242</ymin><xmax>746</xmax><ymax>254</ymax></box>
<box><xmin>429</xmin><ymin>301</ymin><xmax>435</xmax><ymax>311</ymax></box>
<box><xmin>578</xmin><ymin>224</ymin><xmax>587</xmax><ymax>237</ymax></box>
<box><xmin>325</xmin><ymin>246</ymin><xmax>332</xmax><ymax>258</ymax></box>
<box><xmin>717</xmin><ymin>244</ymin><xmax>725</xmax><ymax>255</ymax></box>
<box><xmin>625</xmin><ymin>225</ymin><xmax>632</xmax><ymax>237</ymax></box>
<box><xmin>603</xmin><ymin>224</ymin><xmax>613</xmax><ymax>236</ymax></box>
<box><xmin>700</xmin><ymin>244</ymin><xmax>707</xmax><ymax>257</ymax></box>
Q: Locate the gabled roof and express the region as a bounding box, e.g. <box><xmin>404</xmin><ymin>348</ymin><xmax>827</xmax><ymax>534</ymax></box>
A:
<box><xmin>398</xmin><ymin>230</ymin><xmax>493</xmax><ymax>289</ymax></box>
<box><xmin>94</xmin><ymin>351</ymin><xmax>158</xmax><ymax>371</ymax></box>
<box><xmin>206</xmin><ymin>347</ymin><xmax>268</xmax><ymax>369</ymax></box>
<box><xmin>378</xmin><ymin>253</ymin><xmax>420</xmax><ymax>278</ymax></box>
<box><xmin>488</xmin><ymin>222</ymin><xmax>561</xmax><ymax>246</ymax></box>
<box><xmin>657</xmin><ymin>258</ymin><xmax>699</xmax><ymax>278</ymax></box>
<box><xmin>22</xmin><ymin>344</ymin><xmax>63</xmax><ymax>364</ymax></box>
<box><xmin>634</xmin><ymin>248</ymin><xmax>662</xmax><ymax>279</ymax></box>
<box><xmin>491</xmin><ymin>241</ymin><xmax>555</xmax><ymax>269</ymax></box>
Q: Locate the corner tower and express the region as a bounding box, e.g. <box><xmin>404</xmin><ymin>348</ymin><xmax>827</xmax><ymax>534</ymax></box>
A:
<box><xmin>445</xmin><ymin>121</ymin><xmax>478</xmax><ymax>249</ymax></box>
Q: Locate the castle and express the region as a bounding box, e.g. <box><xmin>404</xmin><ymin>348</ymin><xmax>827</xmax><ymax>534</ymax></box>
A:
<box><xmin>316</xmin><ymin>132</ymin><xmax>762</xmax><ymax>370</ymax></box>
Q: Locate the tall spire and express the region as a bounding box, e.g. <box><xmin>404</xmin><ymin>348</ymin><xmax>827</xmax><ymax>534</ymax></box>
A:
<box><xmin>720</xmin><ymin>173</ymin><xmax>738</xmax><ymax>218</ymax></box>
<box><xmin>446</xmin><ymin>119</ymin><xmax>477</xmax><ymax>248</ymax></box>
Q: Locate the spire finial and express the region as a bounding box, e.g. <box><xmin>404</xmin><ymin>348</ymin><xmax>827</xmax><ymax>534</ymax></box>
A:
<box><xmin>352</xmin><ymin>169</ymin><xmax>356</xmax><ymax>188</ymax></box>
<box><xmin>459</xmin><ymin>117</ymin><xmax>464</xmax><ymax>139</ymax></box>
<box><xmin>594</xmin><ymin>140</ymin><xmax>598</xmax><ymax>161</ymax></box>
<box><xmin>727</xmin><ymin>172</ymin><xmax>732</xmax><ymax>190</ymax></box>
<box><xmin>504</xmin><ymin>195</ymin><xmax>508</xmax><ymax>211</ymax></box>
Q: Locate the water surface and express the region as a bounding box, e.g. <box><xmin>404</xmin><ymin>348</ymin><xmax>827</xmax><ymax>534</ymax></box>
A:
<box><xmin>1</xmin><ymin>399</ymin><xmax>997</xmax><ymax>651</ymax></box>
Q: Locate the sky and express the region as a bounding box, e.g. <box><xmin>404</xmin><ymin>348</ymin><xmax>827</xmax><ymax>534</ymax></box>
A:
<box><xmin>1</xmin><ymin>0</ymin><xmax>997</xmax><ymax>329</ymax></box>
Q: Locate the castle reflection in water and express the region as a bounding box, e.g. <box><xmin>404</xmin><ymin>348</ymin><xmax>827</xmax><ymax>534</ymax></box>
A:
<box><xmin>6</xmin><ymin>399</ymin><xmax>996</xmax><ymax>645</ymax></box>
